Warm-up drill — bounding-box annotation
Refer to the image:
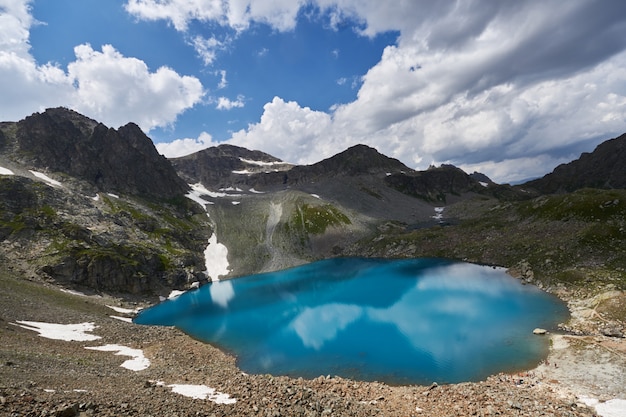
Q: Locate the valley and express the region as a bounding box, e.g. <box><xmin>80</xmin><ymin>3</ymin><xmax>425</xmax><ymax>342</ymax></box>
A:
<box><xmin>0</xmin><ymin>108</ymin><xmax>625</xmax><ymax>416</ymax></box>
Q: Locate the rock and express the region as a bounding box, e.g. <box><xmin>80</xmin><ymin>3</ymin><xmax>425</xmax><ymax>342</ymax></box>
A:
<box><xmin>601</xmin><ymin>324</ymin><xmax>624</xmax><ymax>338</ymax></box>
<box><xmin>533</xmin><ymin>328</ymin><xmax>548</xmax><ymax>335</ymax></box>
<box><xmin>54</xmin><ymin>403</ymin><xmax>79</xmax><ymax>417</ymax></box>
<box><xmin>12</xmin><ymin>108</ymin><xmax>189</xmax><ymax>198</ymax></box>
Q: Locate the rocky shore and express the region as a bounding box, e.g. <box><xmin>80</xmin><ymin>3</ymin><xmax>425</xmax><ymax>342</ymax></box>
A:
<box><xmin>2</xmin><ymin>266</ymin><xmax>625</xmax><ymax>417</ymax></box>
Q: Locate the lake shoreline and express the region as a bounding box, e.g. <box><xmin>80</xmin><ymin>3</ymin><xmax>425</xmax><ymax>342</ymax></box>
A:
<box><xmin>2</xmin><ymin>264</ymin><xmax>625</xmax><ymax>416</ymax></box>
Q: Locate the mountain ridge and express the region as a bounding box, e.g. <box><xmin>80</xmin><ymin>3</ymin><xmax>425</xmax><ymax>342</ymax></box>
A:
<box><xmin>524</xmin><ymin>132</ymin><xmax>626</xmax><ymax>193</ymax></box>
<box><xmin>0</xmin><ymin>107</ymin><xmax>189</xmax><ymax>199</ymax></box>
<box><xmin>0</xmin><ymin>108</ymin><xmax>625</xmax><ymax>296</ymax></box>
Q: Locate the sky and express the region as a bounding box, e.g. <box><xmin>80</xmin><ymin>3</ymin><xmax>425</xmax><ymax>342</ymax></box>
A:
<box><xmin>1</xmin><ymin>0</ymin><xmax>626</xmax><ymax>183</ymax></box>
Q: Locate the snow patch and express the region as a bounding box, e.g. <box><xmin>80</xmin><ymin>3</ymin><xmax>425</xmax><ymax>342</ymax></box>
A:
<box><xmin>110</xmin><ymin>315</ymin><xmax>133</xmax><ymax>323</ymax></box>
<box><xmin>168</xmin><ymin>289</ymin><xmax>186</xmax><ymax>299</ymax></box>
<box><xmin>106</xmin><ymin>305</ymin><xmax>141</xmax><ymax>315</ymax></box>
<box><xmin>205</xmin><ymin>233</ymin><xmax>230</xmax><ymax>281</ymax></box>
<box><xmin>239</xmin><ymin>158</ymin><xmax>283</xmax><ymax>166</ymax></box>
<box><xmin>107</xmin><ymin>193</ymin><xmax>119</xmax><ymax>199</ymax></box>
<box><xmin>13</xmin><ymin>321</ymin><xmax>101</xmax><ymax>342</ymax></box>
<box><xmin>249</xmin><ymin>188</ymin><xmax>264</xmax><ymax>194</ymax></box>
<box><xmin>85</xmin><ymin>344</ymin><xmax>150</xmax><ymax>371</ymax></box>
<box><xmin>29</xmin><ymin>170</ymin><xmax>62</xmax><ymax>187</ymax></box>
<box><xmin>231</xmin><ymin>201</ymin><xmax>241</xmax><ymax>205</ymax></box>
<box><xmin>232</xmin><ymin>169</ymin><xmax>252</xmax><ymax>174</ymax></box>
<box><xmin>310</xmin><ymin>194</ymin><xmax>321</xmax><ymax>199</ymax></box>
<box><xmin>579</xmin><ymin>396</ymin><xmax>626</xmax><ymax>417</ymax></box>
<box><xmin>479</xmin><ymin>181</ymin><xmax>489</xmax><ymax>187</ymax></box>
<box><xmin>59</xmin><ymin>288</ymin><xmax>88</xmax><ymax>296</ymax></box>
<box><xmin>0</xmin><ymin>166</ymin><xmax>15</xmax><ymax>175</ymax></box>
<box><xmin>167</xmin><ymin>383</ymin><xmax>237</xmax><ymax>404</ymax></box>
<box><xmin>186</xmin><ymin>183</ymin><xmax>214</xmax><ymax>208</ymax></box>
<box><xmin>186</xmin><ymin>182</ymin><xmax>242</xmax><ymax>204</ymax></box>
<box><xmin>432</xmin><ymin>207</ymin><xmax>445</xmax><ymax>222</ymax></box>
<box><xmin>186</xmin><ymin>184</ymin><xmax>231</xmax><ymax>282</ymax></box>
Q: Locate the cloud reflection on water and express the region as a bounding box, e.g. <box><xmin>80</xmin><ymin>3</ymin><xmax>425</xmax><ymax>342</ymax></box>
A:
<box><xmin>290</xmin><ymin>303</ymin><xmax>363</xmax><ymax>350</ymax></box>
<box><xmin>135</xmin><ymin>258</ymin><xmax>567</xmax><ymax>384</ymax></box>
<box><xmin>209</xmin><ymin>280</ymin><xmax>235</xmax><ymax>308</ymax></box>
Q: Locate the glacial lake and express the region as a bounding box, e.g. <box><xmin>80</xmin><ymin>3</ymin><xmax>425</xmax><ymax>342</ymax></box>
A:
<box><xmin>134</xmin><ymin>258</ymin><xmax>569</xmax><ymax>385</ymax></box>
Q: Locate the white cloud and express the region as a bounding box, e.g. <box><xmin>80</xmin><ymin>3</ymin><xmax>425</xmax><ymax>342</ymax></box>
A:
<box><xmin>68</xmin><ymin>44</ymin><xmax>204</xmax><ymax>130</ymax></box>
<box><xmin>216</xmin><ymin>95</ymin><xmax>245</xmax><ymax>110</ymax></box>
<box><xmin>124</xmin><ymin>0</ymin><xmax>227</xmax><ymax>32</ymax></box>
<box><xmin>156</xmin><ymin>131</ymin><xmax>213</xmax><ymax>158</ymax></box>
<box><xmin>0</xmin><ymin>0</ymin><xmax>74</xmax><ymax>121</ymax></box>
<box><xmin>0</xmin><ymin>2</ymin><xmax>204</xmax><ymax>130</ymax></box>
<box><xmin>217</xmin><ymin>1</ymin><xmax>626</xmax><ymax>182</ymax></box>
<box><xmin>228</xmin><ymin>97</ymin><xmax>336</xmax><ymax>164</ymax></box>
<box><xmin>191</xmin><ymin>35</ymin><xmax>229</xmax><ymax>66</ymax></box>
<box><xmin>216</xmin><ymin>69</ymin><xmax>228</xmax><ymax>89</ymax></box>
<box><xmin>4</xmin><ymin>1</ymin><xmax>626</xmax><ymax>183</ymax></box>
<box><xmin>125</xmin><ymin>0</ymin><xmax>306</xmax><ymax>32</ymax></box>
<box><xmin>224</xmin><ymin>46</ymin><xmax>626</xmax><ymax>182</ymax></box>
<box><xmin>0</xmin><ymin>0</ymin><xmax>34</xmax><ymax>56</ymax></box>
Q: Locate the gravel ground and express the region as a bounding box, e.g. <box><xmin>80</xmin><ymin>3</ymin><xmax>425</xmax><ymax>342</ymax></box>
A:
<box><xmin>1</xmin><ymin>267</ymin><xmax>623</xmax><ymax>416</ymax></box>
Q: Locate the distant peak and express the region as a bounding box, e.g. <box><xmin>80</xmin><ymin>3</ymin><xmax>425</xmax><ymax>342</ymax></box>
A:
<box><xmin>311</xmin><ymin>144</ymin><xmax>411</xmax><ymax>176</ymax></box>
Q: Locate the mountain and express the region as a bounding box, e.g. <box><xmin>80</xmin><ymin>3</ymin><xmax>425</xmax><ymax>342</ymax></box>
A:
<box><xmin>1</xmin><ymin>108</ymin><xmax>625</xmax><ymax>299</ymax></box>
<box><xmin>1</xmin><ymin>107</ymin><xmax>188</xmax><ymax>198</ymax></box>
<box><xmin>0</xmin><ymin>108</ymin><xmax>208</xmax><ymax>295</ymax></box>
<box><xmin>170</xmin><ymin>144</ymin><xmax>292</xmax><ymax>188</ymax></box>
<box><xmin>524</xmin><ymin>132</ymin><xmax>626</xmax><ymax>193</ymax></box>
<box><xmin>384</xmin><ymin>164</ymin><xmax>488</xmax><ymax>202</ymax></box>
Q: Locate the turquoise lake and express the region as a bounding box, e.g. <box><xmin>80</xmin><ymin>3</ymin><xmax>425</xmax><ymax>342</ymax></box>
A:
<box><xmin>134</xmin><ymin>258</ymin><xmax>569</xmax><ymax>385</ymax></box>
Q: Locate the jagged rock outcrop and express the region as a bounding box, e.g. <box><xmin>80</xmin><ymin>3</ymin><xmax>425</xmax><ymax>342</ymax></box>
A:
<box><xmin>524</xmin><ymin>132</ymin><xmax>626</xmax><ymax>193</ymax></box>
<box><xmin>3</xmin><ymin>107</ymin><xmax>188</xmax><ymax>198</ymax></box>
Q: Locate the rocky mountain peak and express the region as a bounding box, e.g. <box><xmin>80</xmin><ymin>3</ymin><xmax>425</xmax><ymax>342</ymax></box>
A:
<box><xmin>310</xmin><ymin>144</ymin><xmax>411</xmax><ymax>176</ymax></box>
<box><xmin>171</xmin><ymin>143</ymin><xmax>292</xmax><ymax>187</ymax></box>
<box><xmin>524</xmin><ymin>132</ymin><xmax>626</xmax><ymax>193</ymax></box>
<box><xmin>3</xmin><ymin>108</ymin><xmax>188</xmax><ymax>198</ymax></box>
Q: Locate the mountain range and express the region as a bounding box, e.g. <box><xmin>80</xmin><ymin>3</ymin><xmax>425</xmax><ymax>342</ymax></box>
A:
<box><xmin>1</xmin><ymin>107</ymin><xmax>625</xmax><ymax>298</ymax></box>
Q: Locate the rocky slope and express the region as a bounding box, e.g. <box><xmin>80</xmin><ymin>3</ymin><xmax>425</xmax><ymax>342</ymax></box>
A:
<box><xmin>524</xmin><ymin>132</ymin><xmax>626</xmax><ymax>193</ymax></box>
<box><xmin>1</xmin><ymin>107</ymin><xmax>188</xmax><ymax>198</ymax></box>
<box><xmin>0</xmin><ymin>109</ymin><xmax>210</xmax><ymax>296</ymax></box>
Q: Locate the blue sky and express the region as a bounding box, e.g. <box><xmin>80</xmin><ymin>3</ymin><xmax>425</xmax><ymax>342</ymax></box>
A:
<box><xmin>2</xmin><ymin>0</ymin><xmax>626</xmax><ymax>182</ymax></box>
<box><xmin>26</xmin><ymin>1</ymin><xmax>395</xmax><ymax>141</ymax></box>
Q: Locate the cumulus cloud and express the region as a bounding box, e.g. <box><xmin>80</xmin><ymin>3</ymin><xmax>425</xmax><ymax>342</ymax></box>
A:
<box><xmin>5</xmin><ymin>0</ymin><xmax>626</xmax><ymax>182</ymax></box>
<box><xmin>125</xmin><ymin>0</ymin><xmax>306</xmax><ymax>32</ymax></box>
<box><xmin>68</xmin><ymin>44</ymin><xmax>204</xmax><ymax>130</ymax></box>
<box><xmin>229</xmin><ymin>97</ymin><xmax>335</xmax><ymax>164</ymax></box>
<box><xmin>221</xmin><ymin>1</ymin><xmax>626</xmax><ymax>182</ymax></box>
<box><xmin>156</xmin><ymin>131</ymin><xmax>214</xmax><ymax>158</ymax></box>
<box><xmin>0</xmin><ymin>1</ymin><xmax>204</xmax><ymax>130</ymax></box>
<box><xmin>0</xmin><ymin>0</ymin><xmax>73</xmax><ymax>120</ymax></box>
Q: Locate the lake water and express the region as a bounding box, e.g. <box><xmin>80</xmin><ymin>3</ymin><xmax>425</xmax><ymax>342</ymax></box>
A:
<box><xmin>134</xmin><ymin>258</ymin><xmax>569</xmax><ymax>385</ymax></box>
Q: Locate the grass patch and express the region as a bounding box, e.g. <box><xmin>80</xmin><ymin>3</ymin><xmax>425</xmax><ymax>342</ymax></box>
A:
<box><xmin>291</xmin><ymin>203</ymin><xmax>351</xmax><ymax>235</ymax></box>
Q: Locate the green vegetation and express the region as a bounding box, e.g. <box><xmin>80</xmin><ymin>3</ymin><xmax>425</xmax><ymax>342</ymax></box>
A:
<box><xmin>517</xmin><ymin>188</ymin><xmax>626</xmax><ymax>221</ymax></box>
<box><xmin>291</xmin><ymin>203</ymin><xmax>351</xmax><ymax>235</ymax></box>
<box><xmin>354</xmin><ymin>189</ymin><xmax>626</xmax><ymax>292</ymax></box>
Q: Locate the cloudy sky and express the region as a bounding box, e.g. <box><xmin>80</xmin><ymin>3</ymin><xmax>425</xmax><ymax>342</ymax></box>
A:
<box><xmin>2</xmin><ymin>0</ymin><xmax>626</xmax><ymax>183</ymax></box>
